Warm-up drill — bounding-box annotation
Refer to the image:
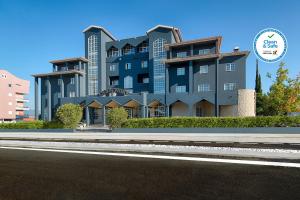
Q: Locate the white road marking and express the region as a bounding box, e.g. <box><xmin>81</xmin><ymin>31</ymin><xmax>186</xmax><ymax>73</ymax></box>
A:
<box><xmin>1</xmin><ymin>146</ymin><xmax>300</xmax><ymax>168</ymax></box>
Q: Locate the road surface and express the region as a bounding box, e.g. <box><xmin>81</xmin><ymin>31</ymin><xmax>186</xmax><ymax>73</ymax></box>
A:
<box><xmin>0</xmin><ymin>148</ymin><xmax>300</xmax><ymax>200</ymax></box>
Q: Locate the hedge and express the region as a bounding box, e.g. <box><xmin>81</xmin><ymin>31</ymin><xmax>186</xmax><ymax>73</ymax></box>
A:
<box><xmin>0</xmin><ymin>121</ymin><xmax>64</xmax><ymax>129</ymax></box>
<box><xmin>122</xmin><ymin>116</ymin><xmax>300</xmax><ymax>128</ymax></box>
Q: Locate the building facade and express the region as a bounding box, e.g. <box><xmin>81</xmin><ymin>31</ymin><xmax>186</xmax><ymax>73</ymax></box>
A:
<box><xmin>33</xmin><ymin>25</ymin><xmax>255</xmax><ymax>125</ymax></box>
<box><xmin>0</xmin><ymin>69</ymin><xmax>30</xmax><ymax>122</ymax></box>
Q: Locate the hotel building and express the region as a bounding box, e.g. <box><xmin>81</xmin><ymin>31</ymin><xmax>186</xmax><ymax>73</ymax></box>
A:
<box><xmin>33</xmin><ymin>25</ymin><xmax>255</xmax><ymax>125</ymax></box>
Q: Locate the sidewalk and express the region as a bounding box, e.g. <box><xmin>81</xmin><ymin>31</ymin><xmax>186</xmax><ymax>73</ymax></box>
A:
<box><xmin>1</xmin><ymin>132</ymin><xmax>300</xmax><ymax>144</ymax></box>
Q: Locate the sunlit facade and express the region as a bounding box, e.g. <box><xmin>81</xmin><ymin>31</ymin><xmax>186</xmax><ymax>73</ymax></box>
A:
<box><xmin>33</xmin><ymin>25</ymin><xmax>255</xmax><ymax>124</ymax></box>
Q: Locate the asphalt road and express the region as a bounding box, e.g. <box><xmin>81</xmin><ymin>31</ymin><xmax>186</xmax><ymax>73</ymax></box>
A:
<box><xmin>0</xmin><ymin>149</ymin><xmax>300</xmax><ymax>200</ymax></box>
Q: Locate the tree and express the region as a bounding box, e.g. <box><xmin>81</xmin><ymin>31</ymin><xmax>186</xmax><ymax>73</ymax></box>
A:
<box><xmin>255</xmin><ymin>59</ymin><xmax>262</xmax><ymax>94</ymax></box>
<box><xmin>255</xmin><ymin>59</ymin><xmax>265</xmax><ymax>115</ymax></box>
<box><xmin>56</xmin><ymin>103</ymin><xmax>83</xmax><ymax>128</ymax></box>
<box><xmin>265</xmin><ymin>62</ymin><xmax>300</xmax><ymax>115</ymax></box>
<box><xmin>286</xmin><ymin>74</ymin><xmax>300</xmax><ymax>112</ymax></box>
<box><xmin>107</xmin><ymin>107</ymin><xmax>128</xmax><ymax>128</ymax></box>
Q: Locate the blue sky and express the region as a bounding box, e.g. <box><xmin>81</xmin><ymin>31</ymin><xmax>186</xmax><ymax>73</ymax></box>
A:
<box><xmin>0</xmin><ymin>0</ymin><xmax>299</xmax><ymax>109</ymax></box>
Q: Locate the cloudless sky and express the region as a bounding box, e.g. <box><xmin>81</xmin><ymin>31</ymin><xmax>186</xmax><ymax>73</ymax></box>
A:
<box><xmin>0</xmin><ymin>0</ymin><xmax>299</xmax><ymax>109</ymax></box>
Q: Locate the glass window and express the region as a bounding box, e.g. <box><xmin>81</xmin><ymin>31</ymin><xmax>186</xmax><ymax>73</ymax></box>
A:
<box><xmin>107</xmin><ymin>47</ymin><xmax>119</xmax><ymax>57</ymax></box>
<box><xmin>153</xmin><ymin>38</ymin><xmax>167</xmax><ymax>93</ymax></box>
<box><xmin>198</xmin><ymin>84</ymin><xmax>210</xmax><ymax>92</ymax></box>
<box><xmin>177</xmin><ymin>67</ymin><xmax>185</xmax><ymax>76</ymax></box>
<box><xmin>69</xmin><ymin>91</ymin><xmax>75</xmax><ymax>97</ymax></box>
<box><xmin>58</xmin><ymin>92</ymin><xmax>61</xmax><ymax>98</ymax></box>
<box><xmin>58</xmin><ymin>79</ymin><xmax>62</xmax><ymax>85</ymax></box>
<box><xmin>199</xmin><ymin>49</ymin><xmax>210</xmax><ymax>55</ymax></box>
<box><xmin>110</xmin><ymin>64</ymin><xmax>117</xmax><ymax>71</ymax></box>
<box><xmin>143</xmin><ymin>77</ymin><xmax>149</xmax><ymax>83</ymax></box>
<box><xmin>125</xmin><ymin>89</ymin><xmax>133</xmax><ymax>93</ymax></box>
<box><xmin>87</xmin><ymin>34</ymin><xmax>99</xmax><ymax>95</ymax></box>
<box><xmin>200</xmin><ymin>65</ymin><xmax>208</xmax><ymax>74</ymax></box>
<box><xmin>122</xmin><ymin>44</ymin><xmax>135</xmax><ymax>55</ymax></box>
<box><xmin>138</xmin><ymin>42</ymin><xmax>149</xmax><ymax>53</ymax></box>
<box><xmin>226</xmin><ymin>63</ymin><xmax>236</xmax><ymax>71</ymax></box>
<box><xmin>224</xmin><ymin>83</ymin><xmax>237</xmax><ymax>91</ymax></box>
<box><xmin>175</xmin><ymin>85</ymin><xmax>186</xmax><ymax>93</ymax></box>
<box><xmin>125</xmin><ymin>63</ymin><xmax>131</xmax><ymax>70</ymax></box>
<box><xmin>111</xmin><ymin>79</ymin><xmax>119</xmax><ymax>86</ymax></box>
<box><xmin>141</xmin><ymin>61</ymin><xmax>148</xmax><ymax>68</ymax></box>
<box><xmin>124</xmin><ymin>76</ymin><xmax>133</xmax><ymax>89</ymax></box>
<box><xmin>176</xmin><ymin>52</ymin><xmax>187</xmax><ymax>58</ymax></box>
<box><xmin>70</xmin><ymin>78</ymin><xmax>75</xmax><ymax>84</ymax></box>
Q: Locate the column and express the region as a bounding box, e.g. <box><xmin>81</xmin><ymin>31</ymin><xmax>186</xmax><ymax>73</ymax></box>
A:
<box><xmin>47</xmin><ymin>77</ymin><xmax>52</xmax><ymax>121</ymax></box>
<box><xmin>79</xmin><ymin>61</ymin><xmax>82</xmax><ymax>71</ymax></box>
<box><xmin>102</xmin><ymin>106</ymin><xmax>106</xmax><ymax>126</ymax></box>
<box><xmin>165</xmin><ymin>105</ymin><xmax>169</xmax><ymax>117</ymax></box>
<box><xmin>188</xmin><ymin>104</ymin><xmax>194</xmax><ymax>116</ymax></box>
<box><xmin>60</xmin><ymin>75</ymin><xmax>64</xmax><ymax>98</ymax></box>
<box><xmin>165</xmin><ymin>65</ymin><xmax>169</xmax><ymax>94</ymax></box>
<box><xmin>85</xmin><ymin>107</ymin><xmax>90</xmax><ymax>126</ymax></box>
<box><xmin>215</xmin><ymin>59</ymin><xmax>219</xmax><ymax>117</ymax></box>
<box><xmin>189</xmin><ymin>61</ymin><xmax>193</xmax><ymax>94</ymax></box>
<box><xmin>75</xmin><ymin>74</ymin><xmax>79</xmax><ymax>97</ymax></box>
<box><xmin>34</xmin><ymin>77</ymin><xmax>39</xmax><ymax>120</ymax></box>
<box><xmin>141</xmin><ymin>92</ymin><xmax>147</xmax><ymax>118</ymax></box>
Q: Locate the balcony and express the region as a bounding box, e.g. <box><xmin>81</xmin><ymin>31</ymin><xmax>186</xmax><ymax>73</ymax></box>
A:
<box><xmin>16</xmin><ymin>98</ymin><xmax>29</xmax><ymax>102</ymax></box>
<box><xmin>165</xmin><ymin>53</ymin><xmax>219</xmax><ymax>64</ymax></box>
<box><xmin>16</xmin><ymin>107</ymin><xmax>30</xmax><ymax>111</ymax></box>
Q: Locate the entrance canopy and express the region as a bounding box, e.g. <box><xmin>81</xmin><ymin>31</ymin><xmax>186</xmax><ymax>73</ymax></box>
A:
<box><xmin>87</xmin><ymin>100</ymin><xmax>102</xmax><ymax>109</ymax></box>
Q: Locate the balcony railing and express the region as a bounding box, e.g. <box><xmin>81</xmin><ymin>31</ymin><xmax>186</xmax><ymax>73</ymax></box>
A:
<box><xmin>16</xmin><ymin>107</ymin><xmax>30</xmax><ymax>111</ymax></box>
<box><xmin>16</xmin><ymin>98</ymin><xmax>29</xmax><ymax>102</ymax></box>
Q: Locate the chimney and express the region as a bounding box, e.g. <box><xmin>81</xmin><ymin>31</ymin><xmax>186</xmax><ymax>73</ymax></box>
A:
<box><xmin>233</xmin><ymin>46</ymin><xmax>240</xmax><ymax>52</ymax></box>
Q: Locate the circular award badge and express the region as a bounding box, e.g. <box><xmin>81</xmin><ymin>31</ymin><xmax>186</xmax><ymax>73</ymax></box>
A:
<box><xmin>253</xmin><ymin>28</ymin><xmax>287</xmax><ymax>63</ymax></box>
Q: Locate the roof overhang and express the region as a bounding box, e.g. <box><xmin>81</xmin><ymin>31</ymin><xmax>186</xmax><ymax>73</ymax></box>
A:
<box><xmin>123</xmin><ymin>99</ymin><xmax>141</xmax><ymax>107</ymax></box>
<box><xmin>165</xmin><ymin>36</ymin><xmax>222</xmax><ymax>52</ymax></box>
<box><xmin>83</xmin><ymin>25</ymin><xmax>117</xmax><ymax>41</ymax></box>
<box><xmin>49</xmin><ymin>57</ymin><xmax>88</xmax><ymax>64</ymax></box>
<box><xmin>32</xmin><ymin>70</ymin><xmax>84</xmax><ymax>78</ymax></box>
<box><xmin>87</xmin><ymin>100</ymin><xmax>102</xmax><ymax>108</ymax></box>
<box><xmin>220</xmin><ymin>51</ymin><xmax>250</xmax><ymax>58</ymax></box>
<box><xmin>146</xmin><ymin>25</ymin><xmax>182</xmax><ymax>43</ymax></box>
<box><xmin>105</xmin><ymin>99</ymin><xmax>121</xmax><ymax>108</ymax></box>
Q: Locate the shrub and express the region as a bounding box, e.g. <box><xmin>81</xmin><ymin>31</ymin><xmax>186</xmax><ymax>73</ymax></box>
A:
<box><xmin>55</xmin><ymin>103</ymin><xmax>83</xmax><ymax>128</ymax></box>
<box><xmin>122</xmin><ymin>116</ymin><xmax>300</xmax><ymax>128</ymax></box>
<box><xmin>107</xmin><ymin>107</ymin><xmax>128</xmax><ymax>128</ymax></box>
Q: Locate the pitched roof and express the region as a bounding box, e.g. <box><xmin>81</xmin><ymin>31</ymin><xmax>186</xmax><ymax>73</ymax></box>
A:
<box><xmin>83</xmin><ymin>25</ymin><xmax>117</xmax><ymax>41</ymax></box>
<box><xmin>146</xmin><ymin>25</ymin><xmax>182</xmax><ymax>42</ymax></box>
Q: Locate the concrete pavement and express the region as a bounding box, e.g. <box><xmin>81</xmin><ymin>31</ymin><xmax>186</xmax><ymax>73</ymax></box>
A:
<box><xmin>1</xmin><ymin>132</ymin><xmax>300</xmax><ymax>144</ymax></box>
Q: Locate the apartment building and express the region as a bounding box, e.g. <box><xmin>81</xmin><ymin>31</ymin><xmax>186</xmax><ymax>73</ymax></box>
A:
<box><xmin>0</xmin><ymin>69</ymin><xmax>30</xmax><ymax>122</ymax></box>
